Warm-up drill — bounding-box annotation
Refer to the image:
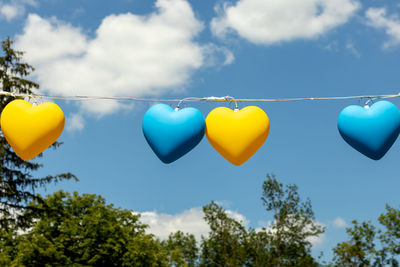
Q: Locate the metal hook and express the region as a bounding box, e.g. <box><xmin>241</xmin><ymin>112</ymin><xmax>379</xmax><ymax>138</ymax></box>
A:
<box><xmin>175</xmin><ymin>99</ymin><xmax>185</xmax><ymax>111</ymax></box>
<box><xmin>364</xmin><ymin>97</ymin><xmax>374</xmax><ymax>108</ymax></box>
<box><xmin>225</xmin><ymin>96</ymin><xmax>238</xmax><ymax>111</ymax></box>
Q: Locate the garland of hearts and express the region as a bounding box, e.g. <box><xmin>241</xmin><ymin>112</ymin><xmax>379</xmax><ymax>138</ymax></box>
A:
<box><xmin>1</xmin><ymin>98</ymin><xmax>400</xmax><ymax>164</ymax></box>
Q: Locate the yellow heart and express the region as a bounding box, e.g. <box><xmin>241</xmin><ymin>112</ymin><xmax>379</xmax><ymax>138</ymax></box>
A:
<box><xmin>206</xmin><ymin>106</ymin><xmax>270</xmax><ymax>166</ymax></box>
<box><xmin>0</xmin><ymin>99</ymin><xmax>65</xmax><ymax>161</ymax></box>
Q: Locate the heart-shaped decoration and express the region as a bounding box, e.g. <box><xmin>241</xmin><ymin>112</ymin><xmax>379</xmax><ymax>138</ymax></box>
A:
<box><xmin>142</xmin><ymin>104</ymin><xmax>205</xmax><ymax>164</ymax></box>
<box><xmin>1</xmin><ymin>99</ymin><xmax>65</xmax><ymax>160</ymax></box>
<box><xmin>206</xmin><ymin>106</ymin><xmax>270</xmax><ymax>166</ymax></box>
<box><xmin>338</xmin><ymin>100</ymin><xmax>400</xmax><ymax>160</ymax></box>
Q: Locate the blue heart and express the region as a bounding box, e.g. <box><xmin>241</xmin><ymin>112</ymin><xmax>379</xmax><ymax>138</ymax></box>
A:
<box><xmin>338</xmin><ymin>100</ymin><xmax>400</xmax><ymax>160</ymax></box>
<box><xmin>142</xmin><ymin>104</ymin><xmax>205</xmax><ymax>164</ymax></box>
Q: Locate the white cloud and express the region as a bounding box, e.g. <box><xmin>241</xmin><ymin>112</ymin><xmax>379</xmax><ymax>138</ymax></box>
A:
<box><xmin>66</xmin><ymin>113</ymin><xmax>85</xmax><ymax>132</ymax></box>
<box><xmin>16</xmin><ymin>15</ymin><xmax>88</xmax><ymax>64</ymax></box>
<box><xmin>202</xmin><ymin>44</ymin><xmax>235</xmax><ymax>67</ymax></box>
<box><xmin>321</xmin><ymin>40</ymin><xmax>339</xmax><ymax>52</ymax></box>
<box><xmin>366</xmin><ymin>8</ymin><xmax>400</xmax><ymax>48</ymax></box>
<box><xmin>346</xmin><ymin>41</ymin><xmax>360</xmax><ymax>57</ymax></box>
<box><xmin>226</xmin><ymin>209</ymin><xmax>249</xmax><ymax>227</ymax></box>
<box><xmin>140</xmin><ymin>207</ymin><xmax>324</xmax><ymax>248</ymax></box>
<box><xmin>139</xmin><ymin>208</ymin><xmax>208</xmax><ymax>240</ymax></box>
<box><xmin>211</xmin><ymin>0</ymin><xmax>360</xmax><ymax>45</ymax></box>
<box><xmin>0</xmin><ymin>4</ymin><xmax>21</xmax><ymax>21</ymax></box>
<box><xmin>139</xmin><ymin>207</ymin><xmax>248</xmax><ymax>240</ymax></box>
<box><xmin>332</xmin><ymin>217</ymin><xmax>347</xmax><ymax>228</ymax></box>
<box><xmin>0</xmin><ymin>0</ymin><xmax>36</xmax><ymax>21</ymax></box>
<box><xmin>15</xmin><ymin>0</ymin><xmax>233</xmax><ymax>117</ymax></box>
<box><xmin>308</xmin><ymin>230</ymin><xmax>325</xmax><ymax>247</ymax></box>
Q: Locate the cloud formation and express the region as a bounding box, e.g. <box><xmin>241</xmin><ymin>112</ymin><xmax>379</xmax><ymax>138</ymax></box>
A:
<box><xmin>346</xmin><ymin>41</ymin><xmax>360</xmax><ymax>57</ymax></box>
<box><xmin>0</xmin><ymin>4</ymin><xmax>21</xmax><ymax>21</ymax></box>
<box><xmin>0</xmin><ymin>0</ymin><xmax>36</xmax><ymax>21</ymax></box>
<box><xmin>15</xmin><ymin>0</ymin><xmax>232</xmax><ymax>118</ymax></box>
<box><xmin>139</xmin><ymin>207</ymin><xmax>325</xmax><ymax>248</ymax></box>
<box><xmin>139</xmin><ymin>207</ymin><xmax>248</xmax><ymax>240</ymax></box>
<box><xmin>66</xmin><ymin>113</ymin><xmax>85</xmax><ymax>132</ymax></box>
<box><xmin>332</xmin><ymin>217</ymin><xmax>347</xmax><ymax>228</ymax></box>
<box><xmin>211</xmin><ymin>0</ymin><xmax>360</xmax><ymax>45</ymax></box>
<box><xmin>366</xmin><ymin>8</ymin><xmax>400</xmax><ymax>48</ymax></box>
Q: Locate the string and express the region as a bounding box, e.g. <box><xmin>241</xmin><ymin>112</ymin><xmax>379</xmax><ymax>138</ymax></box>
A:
<box><xmin>0</xmin><ymin>90</ymin><xmax>400</xmax><ymax>104</ymax></box>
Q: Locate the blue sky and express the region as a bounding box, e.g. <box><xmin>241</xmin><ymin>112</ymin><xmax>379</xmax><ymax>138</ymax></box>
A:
<box><xmin>1</xmin><ymin>0</ymin><xmax>400</xmax><ymax>260</ymax></box>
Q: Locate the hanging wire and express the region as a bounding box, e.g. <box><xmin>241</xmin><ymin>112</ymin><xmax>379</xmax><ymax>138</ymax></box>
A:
<box><xmin>0</xmin><ymin>90</ymin><xmax>400</xmax><ymax>104</ymax></box>
<box><xmin>176</xmin><ymin>97</ymin><xmax>203</xmax><ymax>109</ymax></box>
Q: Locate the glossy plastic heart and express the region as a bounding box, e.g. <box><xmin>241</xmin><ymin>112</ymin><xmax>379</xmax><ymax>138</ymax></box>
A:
<box><xmin>206</xmin><ymin>106</ymin><xmax>270</xmax><ymax>166</ymax></box>
<box><xmin>1</xmin><ymin>99</ymin><xmax>65</xmax><ymax>160</ymax></box>
<box><xmin>338</xmin><ymin>100</ymin><xmax>400</xmax><ymax>160</ymax></box>
<box><xmin>142</xmin><ymin>104</ymin><xmax>205</xmax><ymax>164</ymax></box>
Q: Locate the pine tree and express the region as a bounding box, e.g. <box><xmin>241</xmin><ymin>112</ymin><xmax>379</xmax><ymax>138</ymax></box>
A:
<box><xmin>0</xmin><ymin>37</ymin><xmax>76</xmax><ymax>228</ymax></box>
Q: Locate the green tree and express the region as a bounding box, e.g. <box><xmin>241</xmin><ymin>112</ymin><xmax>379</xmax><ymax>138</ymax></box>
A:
<box><xmin>0</xmin><ymin>224</ymin><xmax>17</xmax><ymax>266</ymax></box>
<box><xmin>161</xmin><ymin>231</ymin><xmax>198</xmax><ymax>267</ymax></box>
<box><xmin>332</xmin><ymin>220</ymin><xmax>378</xmax><ymax>267</ymax></box>
<box><xmin>244</xmin><ymin>229</ymin><xmax>273</xmax><ymax>266</ymax></box>
<box><xmin>0</xmin><ymin>37</ymin><xmax>76</xmax><ymax>228</ymax></box>
<box><xmin>2</xmin><ymin>190</ymin><xmax>168</xmax><ymax>267</ymax></box>
<box><xmin>199</xmin><ymin>174</ymin><xmax>323</xmax><ymax>266</ymax></box>
<box><xmin>1</xmin><ymin>174</ymin><xmax>327</xmax><ymax>266</ymax></box>
<box><xmin>332</xmin><ymin>205</ymin><xmax>400</xmax><ymax>267</ymax></box>
<box><xmin>379</xmin><ymin>205</ymin><xmax>400</xmax><ymax>256</ymax></box>
<box><xmin>199</xmin><ymin>201</ymin><xmax>248</xmax><ymax>267</ymax></box>
<box><xmin>260</xmin><ymin>174</ymin><xmax>325</xmax><ymax>267</ymax></box>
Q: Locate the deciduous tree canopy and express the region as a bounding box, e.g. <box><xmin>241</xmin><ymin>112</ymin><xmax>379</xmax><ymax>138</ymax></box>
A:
<box><xmin>0</xmin><ymin>175</ymin><xmax>326</xmax><ymax>267</ymax></box>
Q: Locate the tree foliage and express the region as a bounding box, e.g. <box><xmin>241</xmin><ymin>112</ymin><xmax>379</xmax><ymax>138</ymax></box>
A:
<box><xmin>161</xmin><ymin>231</ymin><xmax>198</xmax><ymax>267</ymax></box>
<box><xmin>333</xmin><ymin>220</ymin><xmax>379</xmax><ymax>267</ymax></box>
<box><xmin>199</xmin><ymin>201</ymin><xmax>248</xmax><ymax>266</ymax></box>
<box><xmin>199</xmin><ymin>174</ymin><xmax>324</xmax><ymax>267</ymax></box>
<box><xmin>379</xmin><ymin>205</ymin><xmax>400</xmax><ymax>256</ymax></box>
<box><xmin>260</xmin><ymin>174</ymin><xmax>324</xmax><ymax>266</ymax></box>
<box><xmin>0</xmin><ymin>191</ymin><xmax>168</xmax><ymax>267</ymax></box>
<box><xmin>0</xmin><ymin>174</ymin><xmax>326</xmax><ymax>266</ymax></box>
<box><xmin>333</xmin><ymin>205</ymin><xmax>400</xmax><ymax>267</ymax></box>
<box><xmin>0</xmin><ymin>37</ymin><xmax>76</xmax><ymax>228</ymax></box>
